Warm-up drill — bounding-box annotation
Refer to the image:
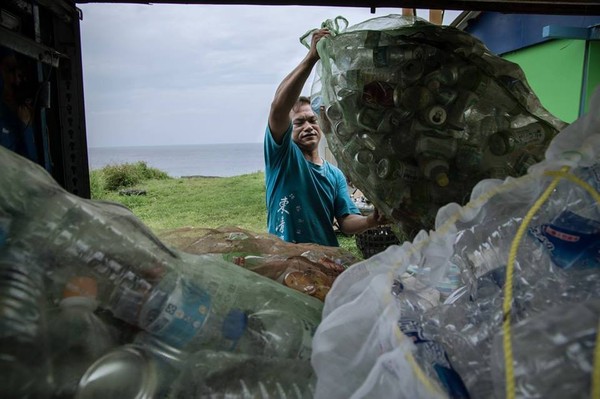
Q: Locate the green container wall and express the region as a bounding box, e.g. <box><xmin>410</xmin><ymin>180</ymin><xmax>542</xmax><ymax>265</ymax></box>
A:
<box><xmin>503</xmin><ymin>39</ymin><xmax>585</xmax><ymax>123</ymax></box>
<box><xmin>585</xmin><ymin>41</ymin><xmax>600</xmax><ymax>114</ymax></box>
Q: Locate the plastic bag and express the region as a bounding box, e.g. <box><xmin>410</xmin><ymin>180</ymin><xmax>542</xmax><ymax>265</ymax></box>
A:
<box><xmin>311</xmin><ymin>14</ymin><xmax>566</xmax><ymax>238</ymax></box>
<box><xmin>311</xmin><ymin>86</ymin><xmax>600</xmax><ymax>398</ymax></box>
<box><xmin>0</xmin><ymin>146</ymin><xmax>324</xmax><ymax>397</ymax></box>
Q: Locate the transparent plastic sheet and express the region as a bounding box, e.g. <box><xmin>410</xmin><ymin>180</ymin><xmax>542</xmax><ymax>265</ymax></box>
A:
<box><xmin>311</xmin><ymin>87</ymin><xmax>600</xmax><ymax>399</ymax></box>
<box><xmin>311</xmin><ymin>14</ymin><xmax>567</xmax><ymax>239</ymax></box>
<box><xmin>0</xmin><ymin>147</ymin><xmax>323</xmax><ymax>398</ymax></box>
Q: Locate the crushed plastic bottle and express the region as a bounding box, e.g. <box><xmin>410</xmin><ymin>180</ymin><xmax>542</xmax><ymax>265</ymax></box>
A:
<box><xmin>391</xmin><ymin>278</ymin><xmax>470</xmax><ymax>399</ymax></box>
<box><xmin>169</xmin><ymin>350</ymin><xmax>316</xmax><ymax>399</ymax></box>
<box><xmin>0</xmin><ymin>244</ymin><xmax>51</xmax><ymax>399</ymax></box>
<box><xmin>0</xmin><ymin>148</ymin><xmax>323</xmax><ymax>364</ymax></box>
<box><xmin>47</xmin><ymin>276</ymin><xmax>118</xmax><ymax>398</ymax></box>
<box><xmin>490</xmin><ymin>300</ymin><xmax>600</xmax><ymax>399</ymax></box>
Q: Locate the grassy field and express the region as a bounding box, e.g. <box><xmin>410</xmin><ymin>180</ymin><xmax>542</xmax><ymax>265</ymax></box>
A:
<box><xmin>90</xmin><ymin>162</ymin><xmax>363</xmax><ymax>258</ymax></box>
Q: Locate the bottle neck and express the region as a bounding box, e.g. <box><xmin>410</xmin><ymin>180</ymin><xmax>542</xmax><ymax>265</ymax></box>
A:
<box><xmin>59</xmin><ymin>296</ymin><xmax>98</xmax><ymax>311</ymax></box>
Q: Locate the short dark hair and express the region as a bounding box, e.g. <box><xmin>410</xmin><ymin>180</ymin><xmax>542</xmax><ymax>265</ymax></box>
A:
<box><xmin>292</xmin><ymin>96</ymin><xmax>311</xmax><ymax>113</ymax></box>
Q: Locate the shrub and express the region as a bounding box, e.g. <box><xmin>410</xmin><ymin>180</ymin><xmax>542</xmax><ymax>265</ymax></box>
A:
<box><xmin>99</xmin><ymin>161</ymin><xmax>170</xmax><ymax>191</ymax></box>
<box><xmin>135</xmin><ymin>161</ymin><xmax>170</xmax><ymax>180</ymax></box>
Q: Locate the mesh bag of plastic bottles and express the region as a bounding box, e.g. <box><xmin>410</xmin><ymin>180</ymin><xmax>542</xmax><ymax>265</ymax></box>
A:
<box><xmin>311</xmin><ymin>87</ymin><xmax>600</xmax><ymax>399</ymax></box>
<box><xmin>157</xmin><ymin>226</ymin><xmax>359</xmax><ymax>301</ymax></box>
<box><xmin>309</xmin><ymin>15</ymin><xmax>567</xmax><ymax>238</ymax></box>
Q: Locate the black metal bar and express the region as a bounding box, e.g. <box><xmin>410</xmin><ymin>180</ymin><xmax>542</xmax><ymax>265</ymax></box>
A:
<box><xmin>0</xmin><ymin>26</ymin><xmax>64</xmax><ymax>67</ymax></box>
<box><xmin>52</xmin><ymin>11</ymin><xmax>91</xmax><ymax>198</ymax></box>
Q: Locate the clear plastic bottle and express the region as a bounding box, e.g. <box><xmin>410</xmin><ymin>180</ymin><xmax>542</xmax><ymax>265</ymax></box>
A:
<box><xmin>418</xmin><ymin>156</ymin><xmax>450</xmax><ymax>187</ymax></box>
<box><xmin>0</xmin><ymin>243</ymin><xmax>51</xmax><ymax>399</ymax></box>
<box><xmin>490</xmin><ymin>300</ymin><xmax>600</xmax><ymax>399</ymax></box>
<box><xmin>415</xmin><ymin>135</ymin><xmax>458</xmax><ymax>160</ymax></box>
<box><xmin>47</xmin><ymin>276</ymin><xmax>118</xmax><ymax>398</ymax></box>
<box><xmin>420</xmin><ymin>105</ymin><xmax>448</xmax><ymax>129</ymax></box>
<box><xmin>487</xmin><ymin>122</ymin><xmax>550</xmax><ymax>156</ymax></box>
<box><xmin>169</xmin><ymin>349</ymin><xmax>316</xmax><ymax>399</ymax></box>
<box><xmin>76</xmin><ymin>332</ymin><xmax>187</xmax><ymax>399</ymax></box>
<box><xmin>119</xmin><ymin>263</ymin><xmax>320</xmax><ymax>360</ymax></box>
<box><xmin>0</xmin><ymin>147</ymin><xmax>324</xmax><ymax>362</ymax></box>
<box><xmin>376</xmin><ymin>158</ymin><xmax>420</xmax><ymax>181</ymax></box>
<box><xmin>391</xmin><ymin>279</ymin><xmax>470</xmax><ymax>399</ymax></box>
<box><xmin>373</xmin><ymin>44</ymin><xmax>424</xmax><ymax>68</ymax></box>
<box><xmin>356</xmin><ymin>105</ymin><xmax>388</xmax><ymax>132</ymax></box>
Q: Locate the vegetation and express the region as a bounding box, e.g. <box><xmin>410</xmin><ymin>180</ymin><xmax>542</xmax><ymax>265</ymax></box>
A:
<box><xmin>90</xmin><ymin>164</ymin><xmax>363</xmax><ymax>258</ymax></box>
<box><xmin>91</xmin><ymin>161</ymin><xmax>170</xmax><ymax>195</ymax></box>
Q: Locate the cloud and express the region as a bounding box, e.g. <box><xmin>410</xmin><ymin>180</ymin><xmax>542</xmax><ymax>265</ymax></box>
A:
<box><xmin>79</xmin><ymin>4</ymin><xmax>461</xmax><ymax>147</ymax></box>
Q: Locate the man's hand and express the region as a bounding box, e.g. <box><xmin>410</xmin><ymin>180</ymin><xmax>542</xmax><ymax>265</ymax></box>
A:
<box><xmin>366</xmin><ymin>208</ymin><xmax>391</xmax><ymax>229</ymax></box>
<box><xmin>307</xmin><ymin>29</ymin><xmax>330</xmax><ymax>63</ymax></box>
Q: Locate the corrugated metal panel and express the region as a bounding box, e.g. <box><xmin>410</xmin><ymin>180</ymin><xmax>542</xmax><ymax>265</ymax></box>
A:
<box><xmin>461</xmin><ymin>13</ymin><xmax>600</xmax><ymax>54</ymax></box>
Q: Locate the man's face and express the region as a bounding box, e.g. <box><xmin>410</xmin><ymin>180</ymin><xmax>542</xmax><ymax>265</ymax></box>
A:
<box><xmin>291</xmin><ymin>103</ymin><xmax>322</xmax><ymax>152</ymax></box>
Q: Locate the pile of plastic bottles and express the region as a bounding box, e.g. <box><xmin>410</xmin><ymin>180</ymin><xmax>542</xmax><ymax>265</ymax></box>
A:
<box><xmin>311</xmin><ymin>87</ymin><xmax>600</xmax><ymax>398</ymax></box>
<box><xmin>312</xmin><ymin>15</ymin><xmax>566</xmax><ymax>237</ymax></box>
<box><xmin>0</xmin><ymin>145</ymin><xmax>322</xmax><ymax>398</ymax></box>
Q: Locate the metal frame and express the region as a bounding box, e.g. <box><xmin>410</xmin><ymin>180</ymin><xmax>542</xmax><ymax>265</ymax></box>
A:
<box><xmin>4</xmin><ymin>0</ymin><xmax>598</xmax><ymax>199</ymax></box>
<box><xmin>75</xmin><ymin>0</ymin><xmax>600</xmax><ymax>15</ymax></box>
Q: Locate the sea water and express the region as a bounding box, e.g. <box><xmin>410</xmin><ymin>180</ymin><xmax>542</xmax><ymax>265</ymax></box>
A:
<box><xmin>88</xmin><ymin>143</ymin><xmax>264</xmax><ymax>178</ymax></box>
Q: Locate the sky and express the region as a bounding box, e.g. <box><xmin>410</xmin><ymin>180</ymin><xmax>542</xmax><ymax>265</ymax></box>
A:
<box><xmin>79</xmin><ymin>4</ymin><xmax>462</xmax><ymax>148</ymax></box>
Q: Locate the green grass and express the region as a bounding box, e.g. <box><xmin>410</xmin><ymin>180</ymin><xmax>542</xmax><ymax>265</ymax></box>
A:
<box><xmin>90</xmin><ymin>165</ymin><xmax>363</xmax><ymax>258</ymax></box>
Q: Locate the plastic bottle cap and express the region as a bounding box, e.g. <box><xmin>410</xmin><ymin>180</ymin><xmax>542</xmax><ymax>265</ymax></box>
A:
<box><xmin>63</xmin><ymin>276</ymin><xmax>98</xmax><ymax>299</ymax></box>
<box><xmin>435</xmin><ymin>173</ymin><xmax>450</xmax><ymax>187</ymax></box>
<box><xmin>222</xmin><ymin>309</ymin><xmax>248</xmax><ymax>341</ymax></box>
<box><xmin>488</xmin><ymin>131</ymin><xmax>512</xmax><ymax>156</ymax></box>
<box><xmin>426</xmin><ymin>105</ymin><xmax>447</xmax><ymax>126</ymax></box>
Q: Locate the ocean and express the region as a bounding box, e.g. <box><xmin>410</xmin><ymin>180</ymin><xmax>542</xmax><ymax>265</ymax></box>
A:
<box><xmin>88</xmin><ymin>143</ymin><xmax>264</xmax><ymax>178</ymax></box>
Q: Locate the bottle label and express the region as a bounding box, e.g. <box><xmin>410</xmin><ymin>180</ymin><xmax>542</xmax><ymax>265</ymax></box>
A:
<box><xmin>398</xmin><ymin>317</ymin><xmax>470</xmax><ymax>398</ymax></box>
<box><xmin>529</xmin><ymin>210</ymin><xmax>600</xmax><ymax>269</ymax></box>
<box><xmin>141</xmin><ymin>278</ymin><xmax>211</xmax><ymax>348</ymax></box>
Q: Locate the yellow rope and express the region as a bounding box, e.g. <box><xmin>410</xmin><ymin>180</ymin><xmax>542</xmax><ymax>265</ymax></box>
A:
<box><xmin>393</xmin><ymin>325</ymin><xmax>447</xmax><ymax>397</ymax></box>
<box><xmin>544</xmin><ymin>170</ymin><xmax>600</xmax><ymax>203</ymax></box>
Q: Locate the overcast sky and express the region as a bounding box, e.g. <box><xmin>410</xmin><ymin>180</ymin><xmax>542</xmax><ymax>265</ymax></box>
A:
<box><xmin>79</xmin><ymin>4</ymin><xmax>461</xmax><ymax>148</ymax></box>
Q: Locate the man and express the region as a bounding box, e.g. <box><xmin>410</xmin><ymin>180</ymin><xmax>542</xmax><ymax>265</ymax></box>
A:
<box><xmin>264</xmin><ymin>28</ymin><xmax>387</xmax><ymax>247</ymax></box>
<box><xmin>0</xmin><ymin>47</ymin><xmax>38</xmax><ymax>162</ymax></box>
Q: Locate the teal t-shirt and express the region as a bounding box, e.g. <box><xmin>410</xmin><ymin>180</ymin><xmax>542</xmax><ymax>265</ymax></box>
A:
<box><xmin>264</xmin><ymin>124</ymin><xmax>360</xmax><ymax>247</ymax></box>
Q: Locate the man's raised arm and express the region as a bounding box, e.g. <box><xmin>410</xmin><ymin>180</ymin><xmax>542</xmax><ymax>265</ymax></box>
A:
<box><xmin>268</xmin><ymin>29</ymin><xmax>330</xmax><ymax>144</ymax></box>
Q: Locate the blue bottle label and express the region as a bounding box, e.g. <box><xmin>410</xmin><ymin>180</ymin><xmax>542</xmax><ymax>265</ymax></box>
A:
<box><xmin>398</xmin><ymin>317</ymin><xmax>470</xmax><ymax>398</ymax></box>
<box><xmin>529</xmin><ymin>210</ymin><xmax>600</xmax><ymax>269</ymax></box>
<box><xmin>142</xmin><ymin>278</ymin><xmax>211</xmax><ymax>348</ymax></box>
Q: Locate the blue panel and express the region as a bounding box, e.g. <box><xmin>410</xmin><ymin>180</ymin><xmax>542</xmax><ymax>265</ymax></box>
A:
<box><xmin>463</xmin><ymin>13</ymin><xmax>600</xmax><ymax>55</ymax></box>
